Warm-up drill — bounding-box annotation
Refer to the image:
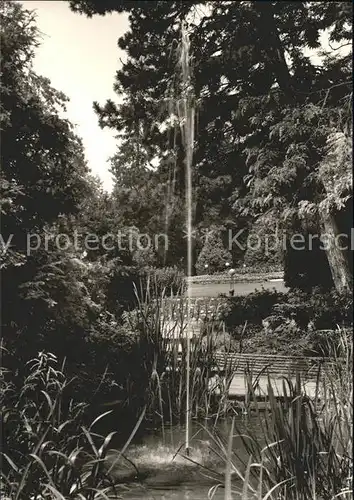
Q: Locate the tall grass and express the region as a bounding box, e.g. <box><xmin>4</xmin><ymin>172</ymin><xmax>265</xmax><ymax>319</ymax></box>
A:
<box><xmin>123</xmin><ymin>279</ymin><xmax>244</xmax><ymax>430</ymax></box>
<box><xmin>3</xmin><ymin>287</ymin><xmax>350</xmax><ymax>499</ymax></box>
<box><xmin>0</xmin><ymin>351</ymin><xmax>137</xmax><ymax>499</ymax></box>
<box><xmin>195</xmin><ymin>329</ymin><xmax>353</xmax><ymax>500</ymax></box>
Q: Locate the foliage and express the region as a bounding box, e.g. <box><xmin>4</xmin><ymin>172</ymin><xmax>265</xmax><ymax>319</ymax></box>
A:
<box><xmin>238</xmin><ymin>323</ymin><xmax>308</xmax><ymax>356</ymax></box>
<box><xmin>236</xmin><ymin>323</ymin><xmax>338</xmax><ymax>358</ymax></box>
<box><xmin>243</xmin><ymin>216</ymin><xmax>284</xmax><ymax>270</ymax></box>
<box><xmin>283</xmin><ymin>195</ymin><xmax>353</xmax><ymax>291</ymax></box>
<box><xmin>1</xmin><ymin>352</ymin><xmax>122</xmax><ymax>500</ymax></box>
<box><xmin>220</xmin><ymin>286</ymin><xmax>352</xmax><ymax>340</ymax></box>
<box><xmin>304</xmin><ymin>327</ymin><xmax>352</xmax><ymax>357</ymax></box>
<box><xmin>220</xmin><ymin>287</ymin><xmax>352</xmax><ymax>356</ymax></box>
<box><xmin>273</xmin><ymin>288</ymin><xmax>353</xmax><ymax>330</ymax></box>
<box><xmin>125</xmin><ymin>286</ymin><xmax>240</xmax><ymax>423</ymax></box>
<box><xmin>109</xmin><ymin>159</ymin><xmax>186</xmax><ymax>267</ymax></box>
<box><xmin>199</xmin><ymin>332</ymin><xmax>353</xmax><ymax>499</ymax></box>
<box><xmin>195</xmin><ymin>227</ymin><xmax>232</xmax><ymax>275</ymax></box>
<box><xmin>283</xmin><ymin>228</ymin><xmax>335</xmax><ymax>291</ymax></box>
<box><xmin>103</xmin><ymin>264</ymin><xmax>185</xmax><ymax>319</ymax></box>
<box><xmin>220</xmin><ymin>289</ymin><xmax>285</xmax><ymax>329</ymax></box>
<box><xmin>1</xmin><ymin>3</ymin><xmax>352</xmax><ymax>496</ymax></box>
<box><xmin>132</xmin><ymin>246</ymin><xmax>158</xmax><ymax>267</ymax></box>
<box><xmin>0</xmin><ymin>1</ymin><xmax>99</xmax><ymax>368</ymax></box>
<box><xmin>146</xmin><ymin>266</ymin><xmax>186</xmax><ymax>296</ymax></box>
<box><xmin>69</xmin><ymin>0</ymin><xmax>353</xmax><ymax>285</ymax></box>
<box><xmin>0</xmin><ymin>0</ymin><xmax>179</xmax><ymax>419</ymax></box>
<box><xmin>69</xmin><ymin>1</ymin><xmax>251</xmax><ymax>267</ymax></box>
<box><xmin>0</xmin><ymin>1</ymin><xmax>91</xmax><ymax>268</ymax></box>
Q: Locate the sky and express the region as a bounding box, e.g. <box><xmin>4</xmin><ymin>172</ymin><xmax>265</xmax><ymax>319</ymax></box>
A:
<box><xmin>24</xmin><ymin>1</ymin><xmax>130</xmax><ymax>191</ymax></box>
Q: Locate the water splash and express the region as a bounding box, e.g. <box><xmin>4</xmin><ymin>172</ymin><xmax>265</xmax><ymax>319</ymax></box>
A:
<box><xmin>106</xmin><ymin>438</ymin><xmax>220</xmax><ymax>488</ymax></box>
<box><xmin>128</xmin><ymin>442</ymin><xmax>211</xmax><ymax>468</ymax></box>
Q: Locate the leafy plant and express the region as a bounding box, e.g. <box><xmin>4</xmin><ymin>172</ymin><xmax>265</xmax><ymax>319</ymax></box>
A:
<box><xmin>122</xmin><ymin>282</ymin><xmax>244</xmax><ymax>424</ymax></box>
<box><xmin>220</xmin><ymin>289</ymin><xmax>285</xmax><ymax>329</ymax></box>
<box><xmin>146</xmin><ymin>266</ymin><xmax>186</xmax><ymax>296</ymax></box>
<box><xmin>273</xmin><ymin>288</ymin><xmax>353</xmax><ymax>330</ymax></box>
<box><xmin>1</xmin><ymin>352</ymin><xmax>122</xmax><ymax>500</ymax></box>
<box><xmin>196</xmin><ymin>227</ymin><xmax>233</xmax><ymax>275</ymax></box>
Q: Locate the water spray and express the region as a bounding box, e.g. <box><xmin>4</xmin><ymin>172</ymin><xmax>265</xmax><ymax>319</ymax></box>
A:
<box><xmin>177</xmin><ymin>21</ymin><xmax>195</xmax><ymax>456</ymax></box>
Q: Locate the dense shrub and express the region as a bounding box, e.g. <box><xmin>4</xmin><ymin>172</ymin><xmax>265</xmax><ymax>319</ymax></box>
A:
<box><xmin>221</xmin><ymin>287</ymin><xmax>352</xmax><ymax>332</ymax></box>
<box><xmin>284</xmin><ymin>201</ymin><xmax>352</xmax><ymax>292</ymax></box>
<box><xmin>240</xmin><ymin>322</ymin><xmax>307</xmax><ymax>355</ymax></box>
<box><xmin>196</xmin><ymin>228</ymin><xmax>232</xmax><ymax>274</ymax></box>
<box><xmin>106</xmin><ymin>264</ymin><xmax>185</xmax><ymax>316</ymax></box>
<box><xmin>221</xmin><ymin>287</ymin><xmax>352</xmax><ymax>356</ymax></box>
<box><xmin>238</xmin><ymin>262</ymin><xmax>283</xmax><ymax>274</ymax></box>
<box><xmin>243</xmin><ymin>217</ymin><xmax>284</xmax><ymax>270</ymax></box>
<box><xmin>239</xmin><ymin>324</ymin><xmax>352</xmax><ymax>358</ymax></box>
<box><xmin>219</xmin><ymin>288</ymin><xmax>286</xmax><ymax>329</ymax></box>
<box><xmin>273</xmin><ymin>288</ymin><xmax>353</xmax><ymax>329</ymax></box>
<box><xmin>105</xmin><ymin>264</ymin><xmax>142</xmax><ymax>315</ymax></box>
<box><xmin>1</xmin><ymin>352</ymin><xmax>120</xmax><ymax>499</ymax></box>
<box><xmin>302</xmin><ymin>328</ymin><xmax>352</xmax><ymax>357</ymax></box>
<box><xmin>2</xmin><ymin>261</ymin><xmax>185</xmax><ymax>435</ymax></box>
<box><xmin>132</xmin><ymin>246</ymin><xmax>158</xmax><ymax>267</ymax></box>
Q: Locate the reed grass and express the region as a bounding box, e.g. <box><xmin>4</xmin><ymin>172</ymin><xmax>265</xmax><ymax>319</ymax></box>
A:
<box><xmin>118</xmin><ymin>281</ymin><xmax>352</xmax><ymax>499</ymax></box>
<box><xmin>0</xmin><ymin>351</ymin><xmax>138</xmax><ymax>499</ymax></box>
<box><xmin>123</xmin><ymin>279</ymin><xmax>245</xmax><ymax>431</ymax></box>
<box><xmin>3</xmin><ymin>288</ymin><xmax>350</xmax><ymax>500</ymax></box>
<box><xmin>189</xmin><ymin>329</ymin><xmax>353</xmax><ymax>500</ymax></box>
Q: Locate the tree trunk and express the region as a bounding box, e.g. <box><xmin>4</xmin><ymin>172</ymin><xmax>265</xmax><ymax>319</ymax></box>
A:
<box><xmin>320</xmin><ymin>211</ymin><xmax>352</xmax><ymax>293</ymax></box>
<box><xmin>257</xmin><ymin>2</ymin><xmax>294</xmax><ymax>97</ymax></box>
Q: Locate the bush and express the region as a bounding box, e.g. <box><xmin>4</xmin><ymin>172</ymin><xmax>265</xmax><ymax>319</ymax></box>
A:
<box><xmin>132</xmin><ymin>246</ymin><xmax>158</xmax><ymax>267</ymax></box>
<box><xmin>237</xmin><ymin>323</ymin><xmax>352</xmax><ymax>358</ymax></box>
<box><xmin>284</xmin><ymin>203</ymin><xmax>352</xmax><ymax>292</ymax></box>
<box><xmin>243</xmin><ymin>217</ymin><xmax>283</xmax><ymax>270</ymax></box>
<box><xmin>237</xmin><ymin>262</ymin><xmax>283</xmax><ymax>274</ymax></box>
<box><xmin>226</xmin><ymin>332</ymin><xmax>353</xmax><ymax>499</ymax></box>
<box><xmin>106</xmin><ymin>264</ymin><xmax>185</xmax><ymax>317</ymax></box>
<box><xmin>105</xmin><ymin>264</ymin><xmax>143</xmax><ymax>316</ymax></box>
<box><xmin>273</xmin><ymin>288</ymin><xmax>353</xmax><ymax>330</ymax></box>
<box><xmin>196</xmin><ymin>228</ymin><xmax>232</xmax><ymax>274</ymax></box>
<box><xmin>283</xmin><ymin>232</ymin><xmax>334</xmax><ymax>291</ymax></box>
<box><xmin>240</xmin><ymin>322</ymin><xmax>307</xmax><ymax>355</ymax></box>
<box><xmin>219</xmin><ymin>288</ymin><xmax>286</xmax><ymax>329</ymax></box>
<box><xmin>302</xmin><ymin>328</ymin><xmax>351</xmax><ymax>357</ymax></box>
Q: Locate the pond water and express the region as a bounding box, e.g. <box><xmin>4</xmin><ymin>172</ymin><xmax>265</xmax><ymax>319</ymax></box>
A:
<box><xmin>107</xmin><ymin>417</ymin><xmax>263</xmax><ymax>500</ymax></box>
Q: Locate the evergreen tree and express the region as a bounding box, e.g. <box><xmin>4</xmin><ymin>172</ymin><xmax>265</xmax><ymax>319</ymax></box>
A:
<box><xmin>70</xmin><ymin>1</ymin><xmax>353</xmax><ymax>289</ymax></box>
<box><xmin>195</xmin><ymin>226</ymin><xmax>232</xmax><ymax>275</ymax></box>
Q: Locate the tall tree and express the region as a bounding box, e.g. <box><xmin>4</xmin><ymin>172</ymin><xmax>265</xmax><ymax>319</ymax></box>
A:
<box><xmin>70</xmin><ymin>1</ymin><xmax>248</xmax><ymax>267</ymax></box>
<box><xmin>0</xmin><ymin>1</ymin><xmax>96</xmax><ymax>355</ymax></box>
<box><xmin>69</xmin><ymin>1</ymin><xmax>352</xmax><ymax>289</ymax></box>
<box><xmin>1</xmin><ymin>1</ymin><xmax>91</xmax><ymax>263</ymax></box>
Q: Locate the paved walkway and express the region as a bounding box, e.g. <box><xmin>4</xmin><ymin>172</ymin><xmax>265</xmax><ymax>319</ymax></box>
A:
<box><xmin>227</xmin><ymin>375</ymin><xmax>317</xmax><ymax>398</ymax></box>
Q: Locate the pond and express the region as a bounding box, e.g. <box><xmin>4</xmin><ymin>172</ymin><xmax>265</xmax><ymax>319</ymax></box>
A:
<box><xmin>107</xmin><ymin>416</ymin><xmax>263</xmax><ymax>499</ymax></box>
